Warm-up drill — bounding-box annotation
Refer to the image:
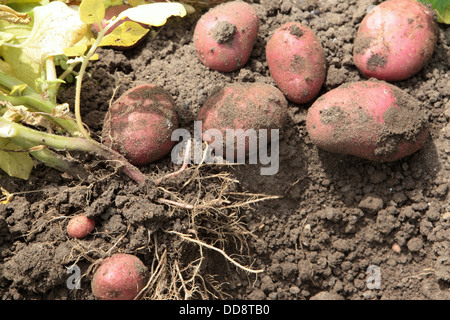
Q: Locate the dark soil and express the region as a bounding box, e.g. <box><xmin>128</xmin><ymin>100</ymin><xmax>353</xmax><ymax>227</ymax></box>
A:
<box><xmin>1</xmin><ymin>0</ymin><xmax>449</xmax><ymax>300</ymax></box>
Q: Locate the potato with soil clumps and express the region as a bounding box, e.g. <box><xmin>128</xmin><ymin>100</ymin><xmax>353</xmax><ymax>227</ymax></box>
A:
<box><xmin>193</xmin><ymin>1</ymin><xmax>259</xmax><ymax>72</ymax></box>
<box><xmin>91</xmin><ymin>5</ymin><xmax>149</xmax><ymax>50</ymax></box>
<box><xmin>91</xmin><ymin>5</ymin><xmax>132</xmax><ymax>35</ymax></box>
<box><xmin>103</xmin><ymin>84</ymin><xmax>178</xmax><ymax>166</ymax></box>
<box><xmin>306</xmin><ymin>80</ymin><xmax>428</xmax><ymax>162</ymax></box>
<box><xmin>197</xmin><ymin>82</ymin><xmax>288</xmax><ymax>159</ymax></box>
<box><xmin>353</xmin><ymin>0</ymin><xmax>438</xmax><ymax>81</ymax></box>
<box><xmin>266</xmin><ymin>22</ymin><xmax>326</xmax><ymax>104</ymax></box>
<box><xmin>91</xmin><ymin>253</ymin><xmax>149</xmax><ymax>300</ymax></box>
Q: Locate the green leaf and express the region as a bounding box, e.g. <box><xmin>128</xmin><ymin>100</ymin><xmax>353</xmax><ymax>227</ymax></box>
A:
<box><xmin>0</xmin><ymin>19</ymin><xmax>41</xmax><ymax>89</ymax></box>
<box><xmin>99</xmin><ymin>20</ymin><xmax>148</xmax><ymax>48</ymax></box>
<box><xmin>437</xmin><ymin>4</ymin><xmax>450</xmax><ymax>23</ymax></box>
<box><xmin>118</xmin><ymin>2</ymin><xmax>189</xmax><ymax>27</ymax></box>
<box><xmin>79</xmin><ymin>0</ymin><xmax>105</xmax><ymax>25</ymax></box>
<box><xmin>0</xmin><ymin>138</ymin><xmax>33</xmax><ymax>180</ymax></box>
<box><xmin>419</xmin><ymin>0</ymin><xmax>450</xmax><ymax>24</ymax></box>
<box><xmin>0</xmin><ymin>44</ymin><xmax>41</xmax><ymax>90</ymax></box>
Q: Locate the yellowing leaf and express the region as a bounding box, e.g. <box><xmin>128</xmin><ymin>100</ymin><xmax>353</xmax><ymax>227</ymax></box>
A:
<box><xmin>127</xmin><ymin>0</ymin><xmax>145</xmax><ymax>7</ymax></box>
<box><xmin>17</xmin><ymin>1</ymin><xmax>89</xmax><ymax>64</ymax></box>
<box><xmin>0</xmin><ymin>138</ymin><xmax>34</xmax><ymax>180</ymax></box>
<box><xmin>99</xmin><ymin>20</ymin><xmax>148</xmax><ymax>48</ymax></box>
<box><xmin>118</xmin><ymin>2</ymin><xmax>188</xmax><ymax>27</ymax></box>
<box><xmin>0</xmin><ymin>45</ymin><xmax>41</xmax><ymax>89</ymax></box>
<box><xmin>79</xmin><ymin>0</ymin><xmax>105</xmax><ymax>25</ymax></box>
<box><xmin>103</xmin><ymin>0</ymin><xmax>124</xmax><ymax>9</ymax></box>
<box><xmin>0</xmin><ymin>187</ymin><xmax>14</xmax><ymax>205</ymax></box>
<box><xmin>63</xmin><ymin>44</ymin><xmax>88</xmax><ymax>57</ymax></box>
<box><xmin>0</xmin><ymin>31</ymin><xmax>14</xmax><ymax>45</ymax></box>
<box><xmin>0</xmin><ymin>4</ymin><xmax>31</xmax><ymax>24</ymax></box>
<box><xmin>0</xmin><ymin>20</ymin><xmax>40</xmax><ymax>89</ymax></box>
<box><xmin>437</xmin><ymin>6</ymin><xmax>450</xmax><ymax>24</ymax></box>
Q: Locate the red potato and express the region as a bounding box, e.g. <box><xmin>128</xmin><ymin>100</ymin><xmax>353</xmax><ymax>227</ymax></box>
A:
<box><xmin>67</xmin><ymin>215</ymin><xmax>95</xmax><ymax>239</ymax></box>
<box><xmin>193</xmin><ymin>1</ymin><xmax>259</xmax><ymax>72</ymax></box>
<box><xmin>266</xmin><ymin>22</ymin><xmax>326</xmax><ymax>104</ymax></box>
<box><xmin>353</xmin><ymin>0</ymin><xmax>438</xmax><ymax>81</ymax></box>
<box><xmin>91</xmin><ymin>253</ymin><xmax>149</xmax><ymax>300</ymax></box>
<box><xmin>103</xmin><ymin>84</ymin><xmax>178</xmax><ymax>166</ymax></box>
<box><xmin>306</xmin><ymin>80</ymin><xmax>428</xmax><ymax>162</ymax></box>
<box><xmin>198</xmin><ymin>82</ymin><xmax>288</xmax><ymax>157</ymax></box>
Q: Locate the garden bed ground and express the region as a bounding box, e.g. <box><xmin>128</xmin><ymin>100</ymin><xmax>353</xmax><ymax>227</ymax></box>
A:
<box><xmin>0</xmin><ymin>0</ymin><xmax>449</xmax><ymax>300</ymax></box>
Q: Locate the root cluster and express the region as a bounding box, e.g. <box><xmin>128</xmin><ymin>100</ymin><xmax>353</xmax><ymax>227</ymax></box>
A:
<box><xmin>62</xmin><ymin>140</ymin><xmax>278</xmax><ymax>299</ymax></box>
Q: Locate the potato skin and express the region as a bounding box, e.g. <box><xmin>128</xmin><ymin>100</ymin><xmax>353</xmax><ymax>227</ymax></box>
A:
<box><xmin>306</xmin><ymin>81</ymin><xmax>428</xmax><ymax>162</ymax></box>
<box><xmin>198</xmin><ymin>82</ymin><xmax>288</xmax><ymax>155</ymax></box>
<box><xmin>266</xmin><ymin>22</ymin><xmax>326</xmax><ymax>104</ymax></box>
<box><xmin>103</xmin><ymin>84</ymin><xmax>178</xmax><ymax>166</ymax></box>
<box><xmin>353</xmin><ymin>0</ymin><xmax>438</xmax><ymax>81</ymax></box>
<box><xmin>193</xmin><ymin>1</ymin><xmax>259</xmax><ymax>72</ymax></box>
<box><xmin>67</xmin><ymin>215</ymin><xmax>95</xmax><ymax>239</ymax></box>
<box><xmin>91</xmin><ymin>254</ymin><xmax>149</xmax><ymax>300</ymax></box>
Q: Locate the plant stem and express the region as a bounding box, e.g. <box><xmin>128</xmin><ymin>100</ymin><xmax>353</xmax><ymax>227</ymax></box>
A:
<box><xmin>15</xmin><ymin>140</ymin><xmax>89</xmax><ymax>180</ymax></box>
<box><xmin>44</xmin><ymin>56</ymin><xmax>59</xmax><ymax>104</ymax></box>
<box><xmin>0</xmin><ymin>118</ymin><xmax>147</xmax><ymax>184</ymax></box>
<box><xmin>73</xmin><ymin>16</ymin><xmax>122</xmax><ymax>140</ymax></box>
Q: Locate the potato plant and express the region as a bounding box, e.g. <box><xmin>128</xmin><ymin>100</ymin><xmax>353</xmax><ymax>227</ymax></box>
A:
<box><xmin>0</xmin><ymin>0</ymin><xmax>192</xmax><ymax>183</ymax></box>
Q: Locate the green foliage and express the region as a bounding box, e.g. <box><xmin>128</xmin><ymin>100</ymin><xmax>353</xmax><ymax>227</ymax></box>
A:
<box><xmin>419</xmin><ymin>0</ymin><xmax>450</xmax><ymax>23</ymax></box>
<box><xmin>0</xmin><ymin>138</ymin><xmax>33</xmax><ymax>180</ymax></box>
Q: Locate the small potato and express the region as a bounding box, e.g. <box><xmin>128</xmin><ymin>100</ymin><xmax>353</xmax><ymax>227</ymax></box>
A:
<box><xmin>103</xmin><ymin>84</ymin><xmax>178</xmax><ymax>166</ymax></box>
<box><xmin>266</xmin><ymin>22</ymin><xmax>326</xmax><ymax>104</ymax></box>
<box><xmin>198</xmin><ymin>82</ymin><xmax>288</xmax><ymax>157</ymax></box>
<box><xmin>67</xmin><ymin>215</ymin><xmax>95</xmax><ymax>239</ymax></box>
<box><xmin>353</xmin><ymin>0</ymin><xmax>438</xmax><ymax>81</ymax></box>
<box><xmin>193</xmin><ymin>1</ymin><xmax>259</xmax><ymax>72</ymax></box>
<box><xmin>91</xmin><ymin>253</ymin><xmax>149</xmax><ymax>300</ymax></box>
<box><xmin>306</xmin><ymin>80</ymin><xmax>428</xmax><ymax>162</ymax></box>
